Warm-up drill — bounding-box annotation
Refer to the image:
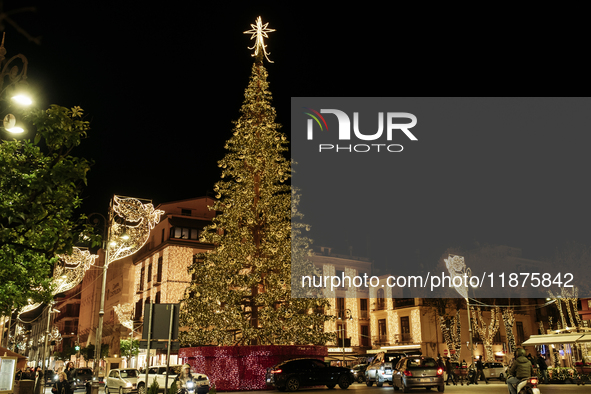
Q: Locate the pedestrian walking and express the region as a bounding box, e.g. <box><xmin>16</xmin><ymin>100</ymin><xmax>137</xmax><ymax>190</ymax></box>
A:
<box><xmin>537</xmin><ymin>354</ymin><xmax>548</xmax><ymax>384</ymax></box>
<box><xmin>473</xmin><ymin>356</ymin><xmax>489</xmax><ymax>384</ymax></box>
<box><xmin>52</xmin><ymin>372</ymin><xmax>73</xmax><ymax>394</ymax></box>
<box><xmin>444</xmin><ymin>357</ymin><xmax>456</xmax><ymax>386</ymax></box>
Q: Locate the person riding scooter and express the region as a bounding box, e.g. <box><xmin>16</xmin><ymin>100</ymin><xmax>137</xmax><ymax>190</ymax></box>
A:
<box><xmin>506</xmin><ymin>348</ymin><xmax>535</xmax><ymax>394</ymax></box>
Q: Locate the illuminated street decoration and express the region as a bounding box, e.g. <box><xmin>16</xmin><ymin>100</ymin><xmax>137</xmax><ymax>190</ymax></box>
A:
<box><xmin>107</xmin><ymin>196</ymin><xmax>164</xmax><ymax>264</ymax></box>
<box><xmin>19</xmin><ymin>247</ymin><xmax>97</xmax><ymax>314</ymax></box>
<box><xmin>243</xmin><ymin>16</ymin><xmax>275</xmax><ymax>63</ymax></box>
<box><xmin>440</xmin><ymin>311</ymin><xmax>462</xmax><ymax>362</ymax></box>
<box><xmin>471</xmin><ymin>306</ymin><xmax>500</xmax><ymax>361</ymax></box>
<box><xmin>411</xmin><ymin>309</ymin><xmax>422</xmax><ymax>343</ymax></box>
<box><xmin>444</xmin><ymin>255</ymin><xmax>470</xmax><ymax>299</ymax></box>
<box><xmin>114</xmin><ymin>303</ymin><xmax>134</xmax><ymax>330</ymax></box>
<box><xmin>502</xmin><ymin>308</ymin><xmax>516</xmax><ymax>353</ymax></box>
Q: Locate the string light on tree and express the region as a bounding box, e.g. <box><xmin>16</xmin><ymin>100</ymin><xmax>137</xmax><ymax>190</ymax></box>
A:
<box><xmin>180</xmin><ymin>19</ymin><xmax>332</xmax><ymax>346</ymax></box>
<box><xmin>471</xmin><ymin>306</ymin><xmax>500</xmax><ymax>362</ymax></box>
<box><xmin>502</xmin><ymin>308</ymin><xmax>516</xmax><ymax>354</ymax></box>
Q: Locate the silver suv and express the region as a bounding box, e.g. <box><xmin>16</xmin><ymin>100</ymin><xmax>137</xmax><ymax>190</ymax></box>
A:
<box><xmin>365</xmin><ymin>352</ymin><xmax>406</xmax><ymax>387</ymax></box>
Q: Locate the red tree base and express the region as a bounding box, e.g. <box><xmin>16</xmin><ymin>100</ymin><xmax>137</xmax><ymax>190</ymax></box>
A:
<box><xmin>179</xmin><ymin>345</ymin><xmax>328</xmax><ymax>391</ymax></box>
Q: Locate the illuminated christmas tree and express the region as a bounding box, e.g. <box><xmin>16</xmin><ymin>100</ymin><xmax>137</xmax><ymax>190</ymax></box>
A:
<box><xmin>179</xmin><ymin>17</ymin><xmax>333</xmax><ymax>346</ymax></box>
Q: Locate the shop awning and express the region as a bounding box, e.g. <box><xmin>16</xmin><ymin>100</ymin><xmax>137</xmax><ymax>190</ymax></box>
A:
<box><xmin>576</xmin><ymin>334</ymin><xmax>591</xmax><ymax>343</ymax></box>
<box><xmin>522</xmin><ymin>334</ymin><xmax>583</xmax><ymax>345</ymax></box>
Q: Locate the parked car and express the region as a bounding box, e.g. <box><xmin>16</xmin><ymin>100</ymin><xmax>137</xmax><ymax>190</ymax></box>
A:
<box><xmin>136</xmin><ymin>365</ymin><xmax>209</xmax><ymax>394</ymax></box>
<box><xmin>105</xmin><ymin>369</ymin><xmax>140</xmax><ymax>394</ymax></box>
<box><xmin>265</xmin><ymin>358</ymin><xmax>354</xmax><ymax>391</ymax></box>
<box><xmin>482</xmin><ymin>362</ymin><xmax>506</xmax><ymax>381</ymax></box>
<box><xmin>365</xmin><ymin>352</ymin><xmax>406</xmax><ymax>387</ymax></box>
<box><xmin>73</xmin><ymin>368</ymin><xmax>94</xmax><ymax>391</ymax></box>
<box><xmin>350</xmin><ymin>364</ymin><xmax>368</xmax><ymax>383</ymax></box>
<box><xmin>392</xmin><ymin>356</ymin><xmax>444</xmax><ymax>392</ymax></box>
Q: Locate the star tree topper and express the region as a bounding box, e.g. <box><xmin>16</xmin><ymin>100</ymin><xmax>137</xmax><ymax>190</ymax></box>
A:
<box><xmin>244</xmin><ymin>16</ymin><xmax>275</xmax><ymax>63</ymax></box>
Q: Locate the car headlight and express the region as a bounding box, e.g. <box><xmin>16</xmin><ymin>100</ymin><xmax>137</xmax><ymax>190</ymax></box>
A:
<box><xmin>350</xmin><ymin>369</ymin><xmax>354</xmax><ymax>373</ymax></box>
<box><xmin>126</xmin><ymin>383</ymin><xmax>132</xmax><ymax>388</ymax></box>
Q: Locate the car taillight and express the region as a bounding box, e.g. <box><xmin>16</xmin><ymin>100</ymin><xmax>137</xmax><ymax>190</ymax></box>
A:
<box><xmin>436</xmin><ymin>368</ymin><xmax>443</xmax><ymax>376</ymax></box>
<box><xmin>271</xmin><ymin>369</ymin><xmax>282</xmax><ymax>374</ymax></box>
<box><xmin>403</xmin><ymin>370</ymin><xmax>412</xmax><ymax>377</ymax></box>
<box><xmin>529</xmin><ymin>378</ymin><xmax>538</xmax><ymax>386</ymax></box>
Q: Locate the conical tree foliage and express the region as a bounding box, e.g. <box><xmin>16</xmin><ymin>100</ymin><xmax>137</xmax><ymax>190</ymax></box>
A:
<box><xmin>179</xmin><ymin>61</ymin><xmax>333</xmax><ymax>346</ymax></box>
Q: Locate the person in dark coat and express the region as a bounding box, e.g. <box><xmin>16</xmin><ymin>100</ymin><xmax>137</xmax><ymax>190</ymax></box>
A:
<box><xmin>537</xmin><ymin>354</ymin><xmax>548</xmax><ymax>384</ymax></box>
<box><xmin>444</xmin><ymin>358</ymin><xmax>456</xmax><ymax>386</ymax></box>
<box><xmin>64</xmin><ymin>362</ymin><xmax>76</xmax><ymax>386</ymax></box>
<box><xmin>507</xmin><ymin>348</ymin><xmax>535</xmax><ymax>394</ymax></box>
<box><xmin>52</xmin><ymin>372</ymin><xmax>73</xmax><ymax>394</ymax></box>
<box><xmin>472</xmin><ymin>356</ymin><xmax>489</xmax><ymax>384</ymax></box>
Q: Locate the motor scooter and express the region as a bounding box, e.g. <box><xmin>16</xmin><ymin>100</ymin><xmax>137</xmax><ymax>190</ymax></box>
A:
<box><xmin>509</xmin><ymin>377</ymin><xmax>540</xmax><ymax>394</ymax></box>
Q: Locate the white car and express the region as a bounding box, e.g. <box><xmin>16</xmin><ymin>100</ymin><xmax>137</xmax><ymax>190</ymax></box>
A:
<box><xmin>105</xmin><ymin>369</ymin><xmax>140</xmax><ymax>394</ymax></box>
<box><xmin>482</xmin><ymin>362</ymin><xmax>507</xmax><ymax>381</ymax></box>
<box><xmin>137</xmin><ymin>365</ymin><xmax>209</xmax><ymax>394</ymax></box>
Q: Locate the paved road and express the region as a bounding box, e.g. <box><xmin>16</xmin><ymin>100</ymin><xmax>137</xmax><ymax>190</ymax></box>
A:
<box><xmin>44</xmin><ymin>380</ymin><xmax>591</xmax><ymax>393</ymax></box>
<box><xmin>257</xmin><ymin>380</ymin><xmax>591</xmax><ymax>393</ymax></box>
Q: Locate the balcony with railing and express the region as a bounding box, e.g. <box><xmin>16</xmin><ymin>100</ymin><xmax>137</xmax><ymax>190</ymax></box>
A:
<box><xmin>392</xmin><ymin>298</ymin><xmax>415</xmax><ymax>309</ymax></box>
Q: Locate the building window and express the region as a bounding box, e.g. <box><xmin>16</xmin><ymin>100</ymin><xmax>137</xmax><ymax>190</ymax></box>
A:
<box><xmin>401</xmin><ymin>316</ymin><xmax>411</xmax><ymax>342</ymax></box>
<box><xmin>155</xmin><ymin>291</ymin><xmax>161</xmax><ymax>304</ymax></box>
<box><xmin>161</xmin><ymin>228</ymin><xmax>165</xmax><ymax>243</ymax></box>
<box><xmin>378</xmin><ymin>319</ymin><xmax>387</xmax><ymax>343</ymax></box>
<box><xmin>336</xmin><ymin>298</ymin><xmax>345</xmax><ymax>319</ymax></box>
<box><xmin>156</xmin><ymin>256</ymin><xmax>163</xmax><ymax>282</ymax></box>
<box><xmin>147</xmin><ymin>263</ymin><xmax>152</xmax><ymax>283</ymax></box>
<box><xmin>360</xmin><ymin>299</ymin><xmax>368</xmax><ymax>319</ymax></box>
<box><xmin>181</xmin><ymin>209</ymin><xmax>192</xmax><ymax>216</ymax></box>
<box><xmin>135</xmin><ymin>300</ymin><xmax>143</xmax><ymax>321</ymax></box>
<box><xmin>336</xmin><ymin>270</ymin><xmax>346</xmax><ymax>290</ymax></box>
<box><xmin>516</xmin><ymin>321</ymin><xmax>525</xmax><ymax>344</ymax></box>
<box><xmin>140</xmin><ymin>267</ymin><xmax>145</xmax><ymax>291</ymax></box>
<box><xmin>377</xmin><ymin>288</ymin><xmax>385</xmax><ymax>310</ymax></box>
<box><xmin>170</xmin><ymin>227</ymin><xmax>200</xmax><ymax>240</ymax></box>
<box><xmin>361</xmin><ymin>325</ymin><xmax>369</xmax><ymax>347</ymax></box>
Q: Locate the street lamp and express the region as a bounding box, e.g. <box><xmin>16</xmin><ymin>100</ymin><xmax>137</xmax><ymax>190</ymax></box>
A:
<box><xmin>0</xmin><ymin>33</ymin><xmax>32</xmax><ymax>136</ymax></box>
<box><xmin>41</xmin><ymin>305</ymin><xmax>60</xmax><ymax>381</ymax></box>
<box><xmin>337</xmin><ymin>309</ymin><xmax>353</xmax><ymax>366</ymax></box>
<box><xmin>89</xmin><ymin>195</ymin><xmax>163</xmax><ymax>394</ymax></box>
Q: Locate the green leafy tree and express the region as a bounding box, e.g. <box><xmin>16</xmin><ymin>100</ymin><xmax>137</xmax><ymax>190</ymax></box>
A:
<box><xmin>80</xmin><ymin>343</ymin><xmax>109</xmax><ymax>362</ymax></box>
<box><xmin>167</xmin><ymin>381</ymin><xmax>177</xmax><ymax>394</ymax></box>
<box><xmin>0</xmin><ymin>105</ymin><xmax>99</xmax><ymax>316</ymax></box>
<box><xmin>179</xmin><ymin>57</ymin><xmax>332</xmax><ymax>346</ymax></box>
<box><xmin>53</xmin><ymin>345</ymin><xmax>77</xmax><ymax>361</ymax></box>
<box><xmin>119</xmin><ymin>339</ymin><xmax>139</xmax><ymax>364</ymax></box>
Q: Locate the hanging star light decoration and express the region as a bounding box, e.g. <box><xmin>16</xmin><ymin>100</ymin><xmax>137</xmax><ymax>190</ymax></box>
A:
<box><xmin>244</xmin><ymin>16</ymin><xmax>275</xmax><ymax>63</ymax></box>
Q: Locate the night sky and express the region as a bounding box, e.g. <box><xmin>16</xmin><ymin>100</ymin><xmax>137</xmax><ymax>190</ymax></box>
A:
<box><xmin>3</xmin><ymin>3</ymin><xmax>590</xmax><ymax>275</ymax></box>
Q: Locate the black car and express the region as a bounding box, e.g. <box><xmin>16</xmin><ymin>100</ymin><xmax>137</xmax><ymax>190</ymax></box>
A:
<box><xmin>393</xmin><ymin>356</ymin><xmax>444</xmax><ymax>392</ymax></box>
<box><xmin>73</xmin><ymin>368</ymin><xmax>94</xmax><ymax>391</ymax></box>
<box><xmin>266</xmin><ymin>358</ymin><xmax>354</xmax><ymax>392</ymax></box>
<box><xmin>350</xmin><ymin>364</ymin><xmax>367</xmax><ymax>383</ymax></box>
